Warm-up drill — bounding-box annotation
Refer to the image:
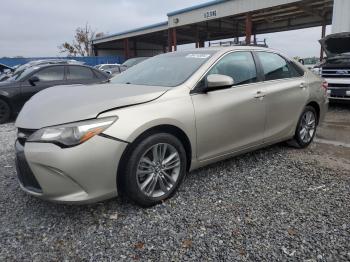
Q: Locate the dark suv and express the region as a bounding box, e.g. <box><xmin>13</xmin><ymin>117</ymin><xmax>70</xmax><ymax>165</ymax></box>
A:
<box><xmin>0</xmin><ymin>64</ymin><xmax>109</xmax><ymax>123</ymax></box>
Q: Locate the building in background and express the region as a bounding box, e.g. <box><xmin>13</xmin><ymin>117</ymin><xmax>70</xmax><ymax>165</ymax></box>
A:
<box><xmin>92</xmin><ymin>0</ymin><xmax>340</xmax><ymax>59</ymax></box>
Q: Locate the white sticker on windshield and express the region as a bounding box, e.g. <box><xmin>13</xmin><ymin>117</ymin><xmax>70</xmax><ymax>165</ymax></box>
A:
<box><xmin>185</xmin><ymin>54</ymin><xmax>210</xmax><ymax>59</ymax></box>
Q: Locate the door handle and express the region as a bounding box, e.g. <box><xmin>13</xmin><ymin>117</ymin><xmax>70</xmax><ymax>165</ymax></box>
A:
<box><xmin>300</xmin><ymin>82</ymin><xmax>306</xmax><ymax>89</ymax></box>
<box><xmin>254</xmin><ymin>91</ymin><xmax>265</xmax><ymax>99</ymax></box>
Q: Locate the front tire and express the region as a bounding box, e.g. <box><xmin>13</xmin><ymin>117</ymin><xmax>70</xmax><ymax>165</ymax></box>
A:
<box><xmin>288</xmin><ymin>106</ymin><xmax>317</xmax><ymax>148</ymax></box>
<box><xmin>121</xmin><ymin>133</ymin><xmax>187</xmax><ymax>207</ymax></box>
<box><xmin>0</xmin><ymin>99</ymin><xmax>11</xmax><ymax>124</ymax></box>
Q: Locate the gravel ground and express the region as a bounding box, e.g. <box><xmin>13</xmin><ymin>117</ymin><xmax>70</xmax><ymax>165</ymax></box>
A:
<box><xmin>1</xmin><ymin>112</ymin><xmax>350</xmax><ymax>261</ymax></box>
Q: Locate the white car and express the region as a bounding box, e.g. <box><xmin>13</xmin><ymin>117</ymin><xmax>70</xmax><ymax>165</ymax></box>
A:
<box><xmin>94</xmin><ymin>64</ymin><xmax>121</xmax><ymax>72</ymax></box>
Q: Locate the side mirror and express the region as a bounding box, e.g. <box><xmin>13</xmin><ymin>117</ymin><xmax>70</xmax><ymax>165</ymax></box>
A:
<box><xmin>28</xmin><ymin>76</ymin><xmax>39</xmax><ymax>86</ymax></box>
<box><xmin>203</xmin><ymin>74</ymin><xmax>234</xmax><ymax>93</ymax></box>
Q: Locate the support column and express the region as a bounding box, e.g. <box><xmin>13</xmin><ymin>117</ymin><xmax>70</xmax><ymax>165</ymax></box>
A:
<box><xmin>168</xmin><ymin>28</ymin><xmax>177</xmax><ymax>52</ymax></box>
<box><xmin>172</xmin><ymin>28</ymin><xmax>177</xmax><ymax>51</ymax></box>
<box><xmin>168</xmin><ymin>29</ymin><xmax>172</xmax><ymax>52</ymax></box>
<box><xmin>245</xmin><ymin>13</ymin><xmax>253</xmax><ymax>45</ymax></box>
<box><xmin>134</xmin><ymin>39</ymin><xmax>137</xmax><ymax>57</ymax></box>
<box><xmin>92</xmin><ymin>45</ymin><xmax>98</xmax><ymax>56</ymax></box>
<box><xmin>123</xmin><ymin>38</ymin><xmax>130</xmax><ymax>59</ymax></box>
<box><xmin>320</xmin><ymin>23</ymin><xmax>326</xmax><ymax>60</ymax></box>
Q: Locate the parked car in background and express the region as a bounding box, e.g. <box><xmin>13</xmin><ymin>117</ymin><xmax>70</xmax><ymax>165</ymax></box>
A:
<box><xmin>94</xmin><ymin>64</ymin><xmax>121</xmax><ymax>72</ymax></box>
<box><xmin>316</xmin><ymin>32</ymin><xmax>350</xmax><ymax>101</ymax></box>
<box><xmin>0</xmin><ymin>64</ymin><xmax>109</xmax><ymax>123</ymax></box>
<box><xmin>15</xmin><ymin>47</ymin><xmax>328</xmax><ymax>206</ymax></box>
<box><xmin>0</xmin><ymin>64</ymin><xmax>15</xmax><ymax>82</ymax></box>
<box><xmin>105</xmin><ymin>66</ymin><xmax>123</xmax><ymax>77</ymax></box>
<box><xmin>0</xmin><ymin>59</ymin><xmax>84</xmax><ymax>82</ymax></box>
<box><xmin>120</xmin><ymin>57</ymin><xmax>148</xmax><ymax>71</ymax></box>
<box><xmin>0</xmin><ymin>63</ymin><xmax>14</xmax><ymax>75</ymax></box>
<box><xmin>297</xmin><ymin>57</ymin><xmax>320</xmax><ymax>71</ymax></box>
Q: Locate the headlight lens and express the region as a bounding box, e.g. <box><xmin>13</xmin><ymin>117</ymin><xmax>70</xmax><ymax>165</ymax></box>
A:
<box><xmin>28</xmin><ymin>117</ymin><xmax>117</xmax><ymax>147</ymax></box>
<box><xmin>311</xmin><ymin>67</ymin><xmax>321</xmax><ymax>75</ymax></box>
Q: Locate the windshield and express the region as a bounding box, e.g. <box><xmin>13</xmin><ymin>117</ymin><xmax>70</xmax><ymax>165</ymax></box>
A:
<box><xmin>111</xmin><ymin>51</ymin><xmax>215</xmax><ymax>87</ymax></box>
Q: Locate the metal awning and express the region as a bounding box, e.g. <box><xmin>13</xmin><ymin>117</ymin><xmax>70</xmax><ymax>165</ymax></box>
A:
<box><xmin>92</xmin><ymin>0</ymin><xmax>334</xmax><ymax>58</ymax></box>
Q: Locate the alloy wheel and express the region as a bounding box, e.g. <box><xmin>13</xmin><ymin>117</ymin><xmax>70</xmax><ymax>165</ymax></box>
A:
<box><xmin>136</xmin><ymin>143</ymin><xmax>181</xmax><ymax>198</ymax></box>
<box><xmin>299</xmin><ymin>111</ymin><xmax>316</xmax><ymax>143</ymax></box>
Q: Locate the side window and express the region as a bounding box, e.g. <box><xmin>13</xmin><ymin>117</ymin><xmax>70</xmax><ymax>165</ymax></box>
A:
<box><xmin>256</xmin><ymin>52</ymin><xmax>303</xmax><ymax>81</ymax></box>
<box><xmin>94</xmin><ymin>70</ymin><xmax>108</xmax><ymax>80</ymax></box>
<box><xmin>67</xmin><ymin>66</ymin><xmax>95</xmax><ymax>80</ymax></box>
<box><xmin>32</xmin><ymin>66</ymin><xmax>64</xmax><ymax>81</ymax></box>
<box><xmin>207</xmin><ymin>52</ymin><xmax>257</xmax><ymax>86</ymax></box>
<box><xmin>289</xmin><ymin>61</ymin><xmax>305</xmax><ymax>77</ymax></box>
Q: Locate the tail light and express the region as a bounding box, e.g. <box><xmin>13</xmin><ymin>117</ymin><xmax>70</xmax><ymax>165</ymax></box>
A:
<box><xmin>322</xmin><ymin>81</ymin><xmax>328</xmax><ymax>95</ymax></box>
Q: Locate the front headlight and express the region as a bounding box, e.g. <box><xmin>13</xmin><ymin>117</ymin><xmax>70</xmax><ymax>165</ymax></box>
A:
<box><xmin>27</xmin><ymin>117</ymin><xmax>117</xmax><ymax>147</ymax></box>
<box><xmin>311</xmin><ymin>67</ymin><xmax>321</xmax><ymax>75</ymax></box>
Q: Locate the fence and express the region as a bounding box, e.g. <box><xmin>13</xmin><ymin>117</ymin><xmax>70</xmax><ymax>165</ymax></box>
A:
<box><xmin>0</xmin><ymin>56</ymin><xmax>125</xmax><ymax>68</ymax></box>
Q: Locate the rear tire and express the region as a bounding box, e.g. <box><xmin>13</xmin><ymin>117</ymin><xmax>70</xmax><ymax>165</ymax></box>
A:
<box><xmin>121</xmin><ymin>133</ymin><xmax>187</xmax><ymax>207</ymax></box>
<box><xmin>288</xmin><ymin>106</ymin><xmax>317</xmax><ymax>148</ymax></box>
<box><xmin>0</xmin><ymin>99</ymin><xmax>11</xmax><ymax>124</ymax></box>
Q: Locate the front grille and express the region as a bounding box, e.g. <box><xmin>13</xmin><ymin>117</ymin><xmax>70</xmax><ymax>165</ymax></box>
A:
<box><xmin>17</xmin><ymin>128</ymin><xmax>36</xmax><ymax>146</ymax></box>
<box><xmin>322</xmin><ymin>67</ymin><xmax>350</xmax><ymax>78</ymax></box>
<box><xmin>15</xmin><ymin>141</ymin><xmax>42</xmax><ymax>193</ymax></box>
<box><xmin>327</xmin><ymin>86</ymin><xmax>350</xmax><ymax>98</ymax></box>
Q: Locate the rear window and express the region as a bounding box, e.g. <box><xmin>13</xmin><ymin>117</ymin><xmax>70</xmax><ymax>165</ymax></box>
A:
<box><xmin>257</xmin><ymin>52</ymin><xmax>303</xmax><ymax>81</ymax></box>
<box><xmin>67</xmin><ymin>66</ymin><xmax>95</xmax><ymax>80</ymax></box>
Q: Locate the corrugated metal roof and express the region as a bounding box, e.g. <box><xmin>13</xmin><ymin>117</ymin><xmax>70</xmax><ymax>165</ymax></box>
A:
<box><xmin>167</xmin><ymin>0</ymin><xmax>229</xmax><ymax>16</ymax></box>
<box><xmin>92</xmin><ymin>21</ymin><xmax>168</xmax><ymax>42</ymax></box>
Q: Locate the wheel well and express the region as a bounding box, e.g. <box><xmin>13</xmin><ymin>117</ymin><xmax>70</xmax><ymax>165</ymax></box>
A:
<box><xmin>306</xmin><ymin>101</ymin><xmax>320</xmax><ymax>124</ymax></box>
<box><xmin>0</xmin><ymin>96</ymin><xmax>11</xmax><ymax>108</ymax></box>
<box><xmin>116</xmin><ymin>125</ymin><xmax>192</xmax><ymax>193</ymax></box>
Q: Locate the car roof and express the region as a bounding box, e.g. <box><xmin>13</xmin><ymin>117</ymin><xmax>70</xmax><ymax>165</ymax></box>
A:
<box><xmin>17</xmin><ymin>64</ymin><xmax>101</xmax><ymax>76</ymax></box>
<box><xmin>96</xmin><ymin>64</ymin><xmax>119</xmax><ymax>66</ymax></box>
<box><xmin>33</xmin><ymin>63</ymin><xmax>92</xmax><ymax>69</ymax></box>
<box><xmin>168</xmin><ymin>46</ymin><xmax>290</xmax><ymax>61</ymax></box>
<box><xmin>185</xmin><ymin>46</ymin><xmax>277</xmax><ymax>53</ymax></box>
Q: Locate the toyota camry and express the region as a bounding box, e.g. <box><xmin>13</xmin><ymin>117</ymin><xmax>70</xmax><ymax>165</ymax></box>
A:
<box><xmin>15</xmin><ymin>47</ymin><xmax>328</xmax><ymax>206</ymax></box>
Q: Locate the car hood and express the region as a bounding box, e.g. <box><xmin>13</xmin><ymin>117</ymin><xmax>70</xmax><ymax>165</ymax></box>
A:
<box><xmin>319</xmin><ymin>32</ymin><xmax>350</xmax><ymax>58</ymax></box>
<box><xmin>16</xmin><ymin>82</ymin><xmax>170</xmax><ymax>129</ymax></box>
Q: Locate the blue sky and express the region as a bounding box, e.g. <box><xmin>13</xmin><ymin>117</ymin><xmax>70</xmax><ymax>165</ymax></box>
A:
<box><xmin>0</xmin><ymin>0</ymin><xmax>330</xmax><ymax>58</ymax></box>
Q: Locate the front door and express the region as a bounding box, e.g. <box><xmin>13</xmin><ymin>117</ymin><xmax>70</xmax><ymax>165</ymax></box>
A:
<box><xmin>191</xmin><ymin>51</ymin><xmax>266</xmax><ymax>161</ymax></box>
<box><xmin>20</xmin><ymin>65</ymin><xmax>66</xmax><ymax>108</ymax></box>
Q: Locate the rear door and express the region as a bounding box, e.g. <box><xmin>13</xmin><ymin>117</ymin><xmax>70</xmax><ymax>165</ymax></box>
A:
<box><xmin>19</xmin><ymin>65</ymin><xmax>66</xmax><ymax>107</ymax></box>
<box><xmin>66</xmin><ymin>65</ymin><xmax>100</xmax><ymax>85</ymax></box>
<box><xmin>191</xmin><ymin>51</ymin><xmax>266</xmax><ymax>161</ymax></box>
<box><xmin>254</xmin><ymin>51</ymin><xmax>307</xmax><ymax>143</ymax></box>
